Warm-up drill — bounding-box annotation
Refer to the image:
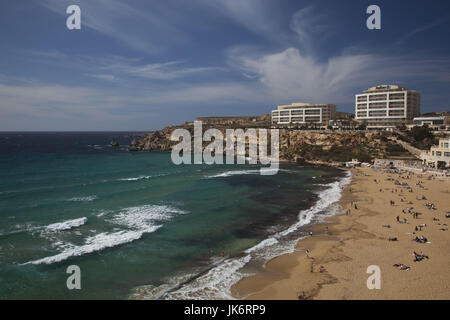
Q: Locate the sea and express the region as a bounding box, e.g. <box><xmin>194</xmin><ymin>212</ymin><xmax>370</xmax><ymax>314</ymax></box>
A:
<box><xmin>0</xmin><ymin>132</ymin><xmax>350</xmax><ymax>299</ymax></box>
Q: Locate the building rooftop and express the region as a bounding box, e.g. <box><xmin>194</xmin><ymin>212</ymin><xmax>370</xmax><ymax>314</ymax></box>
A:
<box><xmin>277</xmin><ymin>103</ymin><xmax>335</xmax><ymax>110</ymax></box>
<box><xmin>414</xmin><ymin>116</ymin><xmax>447</xmax><ymax>120</ymax></box>
<box><xmin>362</xmin><ymin>84</ymin><xmax>419</xmax><ymax>94</ymax></box>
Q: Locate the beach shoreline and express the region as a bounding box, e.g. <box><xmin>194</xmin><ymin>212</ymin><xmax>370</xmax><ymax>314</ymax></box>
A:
<box><xmin>231</xmin><ymin>166</ymin><xmax>450</xmax><ymax>300</ymax></box>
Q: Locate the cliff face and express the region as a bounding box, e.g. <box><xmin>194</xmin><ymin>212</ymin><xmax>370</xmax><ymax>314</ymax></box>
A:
<box><xmin>278</xmin><ymin>131</ymin><xmax>388</xmax><ymax>163</ymax></box>
<box><xmin>130</xmin><ymin>125</ymin><xmax>402</xmax><ymax>164</ymax></box>
<box><xmin>130</xmin><ymin>126</ymin><xmax>181</xmax><ymax>152</ymax></box>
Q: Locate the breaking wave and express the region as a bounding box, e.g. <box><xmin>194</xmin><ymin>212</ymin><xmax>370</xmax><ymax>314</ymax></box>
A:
<box><xmin>25</xmin><ymin>204</ymin><xmax>186</xmax><ymax>265</ymax></box>
<box><xmin>26</xmin><ymin>228</ymin><xmax>161</xmax><ymax>265</ymax></box>
<box><xmin>44</xmin><ymin>217</ymin><xmax>87</xmax><ymax>232</ymax></box>
<box><xmin>67</xmin><ymin>195</ymin><xmax>97</xmax><ymax>202</ymax></box>
<box><xmin>206</xmin><ymin>168</ymin><xmax>289</xmax><ymax>179</ymax></box>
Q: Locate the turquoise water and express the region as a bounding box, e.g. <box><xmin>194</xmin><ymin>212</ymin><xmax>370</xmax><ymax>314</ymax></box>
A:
<box><xmin>0</xmin><ymin>133</ymin><xmax>346</xmax><ymax>299</ymax></box>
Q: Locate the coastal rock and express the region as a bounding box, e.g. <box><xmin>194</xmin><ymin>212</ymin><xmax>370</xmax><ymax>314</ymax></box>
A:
<box><xmin>129</xmin><ymin>124</ymin><xmax>410</xmax><ymax>164</ymax></box>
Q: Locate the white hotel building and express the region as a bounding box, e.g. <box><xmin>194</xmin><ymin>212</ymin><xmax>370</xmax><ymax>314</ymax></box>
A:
<box><xmin>355</xmin><ymin>85</ymin><xmax>420</xmax><ymax>129</ymax></box>
<box><xmin>271</xmin><ymin>103</ymin><xmax>336</xmax><ymax>127</ymax></box>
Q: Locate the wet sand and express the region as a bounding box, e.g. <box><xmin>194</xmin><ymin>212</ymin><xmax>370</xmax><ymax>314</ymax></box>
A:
<box><xmin>231</xmin><ymin>166</ymin><xmax>450</xmax><ymax>300</ymax></box>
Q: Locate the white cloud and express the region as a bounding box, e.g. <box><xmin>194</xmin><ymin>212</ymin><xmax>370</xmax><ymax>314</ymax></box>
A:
<box><xmin>230</xmin><ymin>47</ymin><xmax>450</xmax><ymax>104</ymax></box>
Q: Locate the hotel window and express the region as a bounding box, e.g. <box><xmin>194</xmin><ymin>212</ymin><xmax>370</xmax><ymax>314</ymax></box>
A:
<box><xmin>436</xmin><ymin>152</ymin><xmax>442</xmax><ymax>156</ymax></box>
<box><xmin>445</xmin><ymin>152</ymin><xmax>450</xmax><ymax>157</ymax></box>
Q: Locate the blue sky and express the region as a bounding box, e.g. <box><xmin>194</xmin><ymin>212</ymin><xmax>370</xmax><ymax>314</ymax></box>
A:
<box><xmin>1</xmin><ymin>0</ymin><xmax>450</xmax><ymax>131</ymax></box>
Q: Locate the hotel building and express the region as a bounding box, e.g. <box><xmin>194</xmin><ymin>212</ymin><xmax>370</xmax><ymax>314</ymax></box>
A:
<box><xmin>271</xmin><ymin>103</ymin><xmax>336</xmax><ymax>127</ymax></box>
<box><xmin>355</xmin><ymin>85</ymin><xmax>420</xmax><ymax>129</ymax></box>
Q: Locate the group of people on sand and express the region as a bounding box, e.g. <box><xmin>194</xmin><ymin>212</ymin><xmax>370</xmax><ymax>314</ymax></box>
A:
<box><xmin>412</xmin><ymin>251</ymin><xmax>429</xmax><ymax>262</ymax></box>
<box><xmin>376</xmin><ymin>169</ymin><xmax>439</xmax><ymax>271</ymax></box>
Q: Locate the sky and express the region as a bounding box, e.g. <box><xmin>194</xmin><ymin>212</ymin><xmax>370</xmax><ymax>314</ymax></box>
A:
<box><xmin>0</xmin><ymin>0</ymin><xmax>450</xmax><ymax>131</ymax></box>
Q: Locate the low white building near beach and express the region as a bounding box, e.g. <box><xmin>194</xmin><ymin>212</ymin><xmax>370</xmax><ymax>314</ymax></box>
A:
<box><xmin>421</xmin><ymin>138</ymin><xmax>450</xmax><ymax>168</ymax></box>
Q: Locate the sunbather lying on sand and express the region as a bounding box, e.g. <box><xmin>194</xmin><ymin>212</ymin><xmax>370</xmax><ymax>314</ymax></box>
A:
<box><xmin>393</xmin><ymin>264</ymin><xmax>410</xmax><ymax>271</ymax></box>
<box><xmin>412</xmin><ymin>236</ymin><xmax>429</xmax><ymax>243</ymax></box>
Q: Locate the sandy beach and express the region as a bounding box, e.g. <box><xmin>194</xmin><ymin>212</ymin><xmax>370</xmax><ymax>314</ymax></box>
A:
<box><xmin>232</xmin><ymin>166</ymin><xmax>450</xmax><ymax>300</ymax></box>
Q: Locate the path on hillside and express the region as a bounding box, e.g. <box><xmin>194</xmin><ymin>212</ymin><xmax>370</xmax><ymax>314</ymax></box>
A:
<box><xmin>391</xmin><ymin>137</ymin><xmax>423</xmax><ymax>157</ymax></box>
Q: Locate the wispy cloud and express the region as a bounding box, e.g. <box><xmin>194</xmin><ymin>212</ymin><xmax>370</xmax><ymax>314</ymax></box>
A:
<box><xmin>100</xmin><ymin>60</ymin><xmax>224</xmax><ymax>81</ymax></box>
<box><xmin>199</xmin><ymin>0</ymin><xmax>287</xmax><ymax>43</ymax></box>
<box><xmin>39</xmin><ymin>0</ymin><xmax>187</xmax><ymax>53</ymax></box>
<box><xmin>88</xmin><ymin>74</ymin><xmax>117</xmax><ymax>81</ymax></box>
<box><xmin>25</xmin><ymin>50</ymin><xmax>221</xmax><ymax>82</ymax></box>
<box><xmin>396</xmin><ymin>13</ymin><xmax>450</xmax><ymax>45</ymax></box>
<box><xmin>290</xmin><ymin>6</ymin><xmax>332</xmax><ymax>52</ymax></box>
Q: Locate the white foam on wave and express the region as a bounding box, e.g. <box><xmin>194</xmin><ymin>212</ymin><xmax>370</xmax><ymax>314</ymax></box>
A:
<box><xmin>118</xmin><ymin>175</ymin><xmax>152</xmax><ymax>181</ymax></box>
<box><xmin>244</xmin><ymin>238</ymin><xmax>278</xmax><ymax>254</ymax></box>
<box><xmin>118</xmin><ymin>173</ymin><xmax>168</xmax><ymax>182</ymax></box>
<box><xmin>0</xmin><ymin>223</ymin><xmax>40</xmax><ymax>237</ymax></box>
<box><xmin>25</xmin><ymin>204</ymin><xmax>186</xmax><ymax>265</ymax></box>
<box><xmin>44</xmin><ymin>217</ymin><xmax>87</xmax><ymax>232</ymax></box>
<box><xmin>130</xmin><ymin>272</ymin><xmax>200</xmax><ymax>300</ymax></box>
<box><xmin>206</xmin><ymin>169</ymin><xmax>260</xmax><ymax>178</ymax></box>
<box><xmin>206</xmin><ymin>168</ymin><xmax>289</xmax><ymax>179</ymax></box>
<box><xmin>161</xmin><ymin>255</ymin><xmax>252</xmax><ymax>300</ymax></box>
<box><xmin>276</xmin><ymin>170</ymin><xmax>352</xmax><ymax>238</ymax></box>
<box><xmin>67</xmin><ymin>195</ymin><xmax>97</xmax><ymax>202</ymax></box>
<box><xmin>26</xmin><ymin>227</ymin><xmax>161</xmax><ymax>265</ymax></box>
<box><xmin>110</xmin><ymin>205</ymin><xmax>186</xmax><ymax>230</ymax></box>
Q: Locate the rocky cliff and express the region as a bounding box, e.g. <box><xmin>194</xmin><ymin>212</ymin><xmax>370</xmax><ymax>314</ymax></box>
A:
<box><xmin>130</xmin><ymin>124</ymin><xmax>407</xmax><ymax>164</ymax></box>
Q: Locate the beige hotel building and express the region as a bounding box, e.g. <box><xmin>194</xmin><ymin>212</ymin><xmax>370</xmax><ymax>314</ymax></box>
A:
<box><xmin>421</xmin><ymin>138</ymin><xmax>450</xmax><ymax>168</ymax></box>
<box><xmin>355</xmin><ymin>85</ymin><xmax>420</xmax><ymax>128</ymax></box>
<box><xmin>271</xmin><ymin>103</ymin><xmax>336</xmax><ymax>127</ymax></box>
